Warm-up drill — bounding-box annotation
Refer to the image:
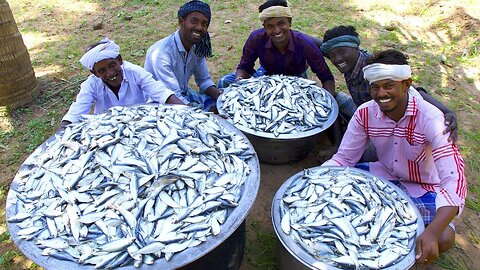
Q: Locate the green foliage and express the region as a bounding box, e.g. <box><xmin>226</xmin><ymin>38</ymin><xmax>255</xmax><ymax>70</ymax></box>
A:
<box><xmin>0</xmin><ymin>251</ymin><xmax>19</xmax><ymax>270</ymax></box>
<box><xmin>3</xmin><ymin>0</ymin><xmax>480</xmax><ymax>269</ymax></box>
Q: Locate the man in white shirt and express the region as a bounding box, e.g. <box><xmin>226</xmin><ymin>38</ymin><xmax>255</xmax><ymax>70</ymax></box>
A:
<box><xmin>61</xmin><ymin>38</ymin><xmax>183</xmax><ymax>126</ymax></box>
<box><xmin>144</xmin><ymin>0</ymin><xmax>221</xmax><ymax>111</ymax></box>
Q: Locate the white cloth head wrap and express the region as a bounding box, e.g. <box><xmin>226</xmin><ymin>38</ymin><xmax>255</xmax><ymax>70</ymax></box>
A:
<box><xmin>79</xmin><ymin>37</ymin><xmax>120</xmax><ymax>71</ymax></box>
<box><xmin>259</xmin><ymin>6</ymin><xmax>292</xmax><ymax>22</ymax></box>
<box><xmin>363</xmin><ymin>63</ymin><xmax>412</xmax><ymax>83</ymax></box>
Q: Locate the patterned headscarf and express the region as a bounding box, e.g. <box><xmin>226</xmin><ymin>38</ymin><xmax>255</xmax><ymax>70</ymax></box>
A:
<box><xmin>178</xmin><ymin>0</ymin><xmax>213</xmax><ymax>58</ymax></box>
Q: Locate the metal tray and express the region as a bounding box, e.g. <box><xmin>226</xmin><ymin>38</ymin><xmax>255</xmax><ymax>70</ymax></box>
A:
<box><xmin>6</xmin><ymin>104</ymin><xmax>261</xmax><ymax>270</ymax></box>
<box><xmin>217</xmin><ymin>81</ymin><xmax>339</xmax><ymax>140</ymax></box>
<box><xmin>271</xmin><ymin>166</ymin><xmax>425</xmax><ymax>270</ymax></box>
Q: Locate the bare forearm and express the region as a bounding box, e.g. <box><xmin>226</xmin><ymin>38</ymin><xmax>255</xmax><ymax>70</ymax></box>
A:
<box><xmin>205</xmin><ymin>85</ymin><xmax>221</xmax><ymax>100</ymax></box>
<box><xmin>321</xmin><ymin>80</ymin><xmax>336</xmax><ymax>97</ymax></box>
<box><xmin>425</xmin><ymin>206</ymin><xmax>458</xmax><ymax>237</ymax></box>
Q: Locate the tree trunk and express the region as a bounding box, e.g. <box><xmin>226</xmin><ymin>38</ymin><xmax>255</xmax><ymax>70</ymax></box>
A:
<box><xmin>0</xmin><ymin>0</ymin><xmax>39</xmax><ymax>114</ymax></box>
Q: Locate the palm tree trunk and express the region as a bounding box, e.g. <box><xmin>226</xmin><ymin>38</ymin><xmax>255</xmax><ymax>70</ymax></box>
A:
<box><xmin>0</xmin><ymin>0</ymin><xmax>39</xmax><ymax>114</ymax></box>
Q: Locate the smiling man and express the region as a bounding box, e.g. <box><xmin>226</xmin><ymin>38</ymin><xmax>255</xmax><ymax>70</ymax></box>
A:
<box><xmin>144</xmin><ymin>0</ymin><xmax>221</xmax><ymax>111</ymax></box>
<box><xmin>323</xmin><ymin>49</ymin><xmax>467</xmax><ymax>265</ymax></box>
<box><xmin>217</xmin><ymin>0</ymin><xmax>344</xmax><ymax>147</ymax></box>
<box><xmin>320</xmin><ymin>25</ymin><xmax>458</xmax><ymax>142</ymax></box>
<box><xmin>219</xmin><ymin>0</ymin><xmax>335</xmax><ymax>96</ymax></box>
<box><xmin>61</xmin><ymin>38</ymin><xmax>182</xmax><ymax>126</ymax></box>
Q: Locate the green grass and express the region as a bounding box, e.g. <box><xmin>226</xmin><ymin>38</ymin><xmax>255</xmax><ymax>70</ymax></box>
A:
<box><xmin>435</xmin><ymin>245</ymin><xmax>470</xmax><ymax>270</ymax></box>
<box><xmin>3</xmin><ymin>0</ymin><xmax>480</xmax><ymax>269</ymax></box>
<box><xmin>245</xmin><ymin>220</ymin><xmax>277</xmax><ymax>270</ymax></box>
<box><xmin>0</xmin><ymin>251</ymin><xmax>20</xmax><ymax>270</ymax></box>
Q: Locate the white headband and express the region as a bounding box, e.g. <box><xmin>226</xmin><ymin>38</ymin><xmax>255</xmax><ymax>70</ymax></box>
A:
<box><xmin>79</xmin><ymin>37</ymin><xmax>120</xmax><ymax>71</ymax></box>
<box><xmin>259</xmin><ymin>6</ymin><xmax>292</xmax><ymax>22</ymax></box>
<box><xmin>363</xmin><ymin>63</ymin><xmax>411</xmax><ymax>83</ymax></box>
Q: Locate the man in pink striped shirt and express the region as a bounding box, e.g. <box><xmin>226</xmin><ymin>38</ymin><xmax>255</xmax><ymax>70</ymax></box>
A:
<box><xmin>323</xmin><ymin>49</ymin><xmax>466</xmax><ymax>264</ymax></box>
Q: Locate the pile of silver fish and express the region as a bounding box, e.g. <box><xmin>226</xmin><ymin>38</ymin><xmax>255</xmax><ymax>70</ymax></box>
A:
<box><xmin>219</xmin><ymin>75</ymin><xmax>335</xmax><ymax>136</ymax></box>
<box><xmin>279</xmin><ymin>167</ymin><xmax>419</xmax><ymax>269</ymax></box>
<box><xmin>7</xmin><ymin>105</ymin><xmax>255</xmax><ymax>268</ymax></box>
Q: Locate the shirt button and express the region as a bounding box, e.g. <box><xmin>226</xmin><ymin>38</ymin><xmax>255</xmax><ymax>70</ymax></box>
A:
<box><xmin>395</xmin><ymin>160</ymin><xmax>398</xmax><ymax>162</ymax></box>
<box><xmin>394</xmin><ymin>142</ymin><xmax>398</xmax><ymax>145</ymax></box>
<box><xmin>451</xmin><ymin>171</ymin><xmax>454</xmax><ymax>174</ymax></box>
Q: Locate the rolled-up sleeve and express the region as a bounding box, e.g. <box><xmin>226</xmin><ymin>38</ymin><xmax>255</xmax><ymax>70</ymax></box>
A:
<box><xmin>428</xmin><ymin>114</ymin><xmax>467</xmax><ymax>215</ymax></box>
<box><xmin>194</xmin><ymin>58</ymin><xmax>215</xmax><ymax>93</ymax></box>
<box><xmin>62</xmin><ymin>80</ymin><xmax>96</xmax><ymax>123</ymax></box>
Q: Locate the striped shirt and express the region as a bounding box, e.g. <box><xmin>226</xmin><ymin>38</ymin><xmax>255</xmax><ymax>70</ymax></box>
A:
<box><xmin>323</xmin><ymin>94</ymin><xmax>466</xmax><ymax>214</ymax></box>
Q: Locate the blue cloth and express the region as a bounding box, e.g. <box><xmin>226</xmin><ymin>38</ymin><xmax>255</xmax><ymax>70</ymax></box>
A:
<box><xmin>178</xmin><ymin>0</ymin><xmax>211</xmax><ymax>23</ymax></box>
<box><xmin>335</xmin><ymin>91</ymin><xmax>356</xmax><ymax>121</ymax></box>
<box><xmin>354</xmin><ymin>163</ymin><xmax>455</xmax><ymax>229</ymax></box>
<box><xmin>185</xmin><ymin>87</ymin><xmax>215</xmax><ymax>111</ymax></box>
<box><xmin>320</xmin><ymin>35</ymin><xmax>361</xmax><ymax>54</ymax></box>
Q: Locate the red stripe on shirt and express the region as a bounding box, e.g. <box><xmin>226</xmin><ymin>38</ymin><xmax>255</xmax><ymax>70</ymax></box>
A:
<box><xmin>415</xmin><ymin>150</ymin><xmax>426</xmax><ymax>163</ymax></box>
<box><xmin>440</xmin><ymin>188</ymin><xmax>456</xmax><ymax>206</ymax></box>
<box><xmin>408</xmin><ymin>160</ymin><xmax>422</xmax><ymax>183</ymax></box>
<box><xmin>452</xmin><ymin>145</ymin><xmax>467</xmax><ymax>198</ymax></box>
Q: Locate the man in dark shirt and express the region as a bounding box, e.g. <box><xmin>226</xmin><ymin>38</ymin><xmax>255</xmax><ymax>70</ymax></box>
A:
<box><xmin>218</xmin><ymin>0</ymin><xmax>335</xmax><ymax>96</ymax></box>
<box><xmin>218</xmin><ymin>0</ymin><xmax>344</xmax><ymax>146</ymax></box>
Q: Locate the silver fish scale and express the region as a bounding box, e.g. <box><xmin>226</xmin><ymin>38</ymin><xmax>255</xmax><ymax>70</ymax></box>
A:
<box><xmin>8</xmin><ymin>104</ymin><xmax>254</xmax><ymax>268</ymax></box>
<box><xmin>279</xmin><ymin>167</ymin><xmax>419</xmax><ymax>269</ymax></box>
<box><xmin>219</xmin><ymin>75</ymin><xmax>334</xmax><ymax>136</ymax></box>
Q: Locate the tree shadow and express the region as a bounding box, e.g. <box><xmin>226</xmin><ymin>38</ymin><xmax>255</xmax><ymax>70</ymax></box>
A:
<box><xmin>2</xmin><ymin>0</ymin><xmax>480</xmax><ymax>269</ymax></box>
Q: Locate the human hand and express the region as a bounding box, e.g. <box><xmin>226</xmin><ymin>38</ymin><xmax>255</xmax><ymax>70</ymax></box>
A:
<box><xmin>443</xmin><ymin>111</ymin><xmax>458</xmax><ymax>143</ymax></box>
<box><xmin>415</xmin><ymin>230</ymin><xmax>440</xmax><ymax>264</ymax></box>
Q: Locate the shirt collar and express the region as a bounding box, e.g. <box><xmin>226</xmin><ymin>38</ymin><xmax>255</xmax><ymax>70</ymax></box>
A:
<box><xmin>174</xmin><ymin>30</ymin><xmax>187</xmax><ymax>54</ymax></box>
<box><xmin>346</xmin><ymin>49</ymin><xmax>366</xmax><ymax>81</ymax></box>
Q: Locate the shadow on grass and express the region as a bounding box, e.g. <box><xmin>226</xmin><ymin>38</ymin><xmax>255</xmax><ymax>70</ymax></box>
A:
<box><xmin>2</xmin><ymin>1</ymin><xmax>479</xmax><ymax>269</ymax></box>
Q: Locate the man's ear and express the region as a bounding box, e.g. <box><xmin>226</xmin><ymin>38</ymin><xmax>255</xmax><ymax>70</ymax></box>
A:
<box><xmin>117</xmin><ymin>55</ymin><xmax>123</xmax><ymax>65</ymax></box>
<box><xmin>403</xmin><ymin>78</ymin><xmax>413</xmax><ymax>92</ymax></box>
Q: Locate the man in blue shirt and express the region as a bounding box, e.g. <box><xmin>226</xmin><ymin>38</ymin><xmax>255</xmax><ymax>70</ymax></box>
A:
<box><xmin>144</xmin><ymin>0</ymin><xmax>221</xmax><ymax>111</ymax></box>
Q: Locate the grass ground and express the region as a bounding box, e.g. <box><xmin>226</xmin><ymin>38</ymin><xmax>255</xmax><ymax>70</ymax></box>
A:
<box><xmin>1</xmin><ymin>0</ymin><xmax>479</xmax><ymax>269</ymax></box>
